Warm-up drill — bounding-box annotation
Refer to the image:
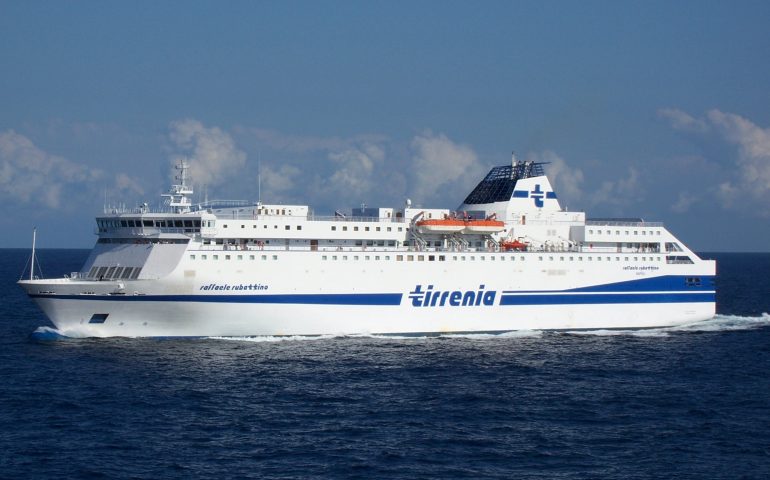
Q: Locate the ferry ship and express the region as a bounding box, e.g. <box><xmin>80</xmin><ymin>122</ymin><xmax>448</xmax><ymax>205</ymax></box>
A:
<box><xmin>19</xmin><ymin>157</ymin><xmax>716</xmax><ymax>337</ymax></box>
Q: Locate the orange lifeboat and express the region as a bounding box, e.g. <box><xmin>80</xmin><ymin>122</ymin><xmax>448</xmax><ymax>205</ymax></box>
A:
<box><xmin>415</xmin><ymin>218</ymin><xmax>466</xmax><ymax>233</ymax></box>
<box><xmin>501</xmin><ymin>239</ymin><xmax>529</xmax><ymax>251</ymax></box>
<box><xmin>463</xmin><ymin>219</ymin><xmax>505</xmax><ymax>234</ymax></box>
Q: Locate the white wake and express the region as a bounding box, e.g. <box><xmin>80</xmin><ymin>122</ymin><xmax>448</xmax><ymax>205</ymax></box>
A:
<box><xmin>565</xmin><ymin>313</ymin><xmax>770</xmax><ymax>337</ymax></box>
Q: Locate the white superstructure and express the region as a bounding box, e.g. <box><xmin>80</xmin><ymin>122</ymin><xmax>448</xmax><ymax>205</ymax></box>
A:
<box><xmin>19</xmin><ymin>157</ymin><xmax>716</xmax><ymax>337</ymax></box>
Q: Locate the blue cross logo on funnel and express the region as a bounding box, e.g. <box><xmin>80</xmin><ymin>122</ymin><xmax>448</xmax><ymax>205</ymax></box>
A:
<box><xmin>512</xmin><ymin>184</ymin><xmax>557</xmax><ymax>207</ymax></box>
<box><xmin>530</xmin><ymin>184</ymin><xmax>546</xmax><ymax>207</ymax></box>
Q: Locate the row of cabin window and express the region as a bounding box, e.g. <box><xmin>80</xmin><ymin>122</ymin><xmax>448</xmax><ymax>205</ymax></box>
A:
<box><xmin>223</xmin><ymin>224</ymin><xmax>303</xmax><ymax>230</ymax></box>
<box><xmin>189</xmin><ymin>253</ymin><xmax>669</xmax><ymax>263</ymax></box>
<box><xmin>332</xmin><ymin>225</ymin><xmax>403</xmax><ymax>233</ymax></box>
<box><xmin>201</xmin><ymin>239</ymin><xmax>399</xmax><ymax>247</ymax></box>
<box><xmin>219</xmin><ymin>224</ymin><xmax>404</xmax><ymax>233</ymax></box>
<box><xmin>588</xmin><ymin>229</ymin><xmax>661</xmax><ymax>236</ymax></box>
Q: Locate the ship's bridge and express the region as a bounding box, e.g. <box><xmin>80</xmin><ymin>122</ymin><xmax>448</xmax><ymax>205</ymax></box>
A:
<box><xmin>95</xmin><ymin>212</ymin><xmax>217</xmax><ymax>237</ymax></box>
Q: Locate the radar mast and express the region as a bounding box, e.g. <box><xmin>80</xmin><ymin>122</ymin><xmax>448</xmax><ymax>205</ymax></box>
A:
<box><xmin>162</xmin><ymin>160</ymin><xmax>194</xmax><ymax>213</ymax></box>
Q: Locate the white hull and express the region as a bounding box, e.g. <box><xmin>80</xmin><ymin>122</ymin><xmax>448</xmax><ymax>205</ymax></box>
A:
<box><xmin>20</xmin><ymin>248</ymin><xmax>716</xmax><ymax>337</ymax></box>
<box><xmin>28</xmin><ymin>296</ymin><xmax>714</xmax><ymax>337</ymax></box>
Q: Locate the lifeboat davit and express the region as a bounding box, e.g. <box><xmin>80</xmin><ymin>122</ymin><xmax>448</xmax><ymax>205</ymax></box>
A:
<box><xmin>501</xmin><ymin>239</ymin><xmax>529</xmax><ymax>251</ymax></box>
<box><xmin>463</xmin><ymin>219</ymin><xmax>505</xmax><ymax>234</ymax></box>
<box><xmin>415</xmin><ymin>218</ymin><xmax>466</xmax><ymax>233</ymax></box>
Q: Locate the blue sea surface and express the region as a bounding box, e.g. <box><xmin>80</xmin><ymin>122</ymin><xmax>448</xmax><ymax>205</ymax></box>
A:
<box><xmin>1</xmin><ymin>249</ymin><xmax>769</xmax><ymax>479</ymax></box>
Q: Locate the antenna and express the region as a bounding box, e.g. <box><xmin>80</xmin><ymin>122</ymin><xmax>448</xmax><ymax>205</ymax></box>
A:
<box><xmin>257</xmin><ymin>151</ymin><xmax>262</xmax><ymax>204</ymax></box>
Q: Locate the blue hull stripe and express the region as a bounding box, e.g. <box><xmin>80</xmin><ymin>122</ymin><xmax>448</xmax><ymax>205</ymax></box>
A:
<box><xmin>30</xmin><ymin>293</ymin><xmax>404</xmax><ymax>306</ymax></box>
<box><xmin>499</xmin><ymin>292</ymin><xmax>714</xmax><ymax>306</ymax></box>
<box><xmin>502</xmin><ymin>275</ymin><xmax>716</xmax><ymax>294</ymax></box>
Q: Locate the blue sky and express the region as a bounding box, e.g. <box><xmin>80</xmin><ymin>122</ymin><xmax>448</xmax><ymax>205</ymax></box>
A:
<box><xmin>1</xmin><ymin>1</ymin><xmax>770</xmax><ymax>250</ymax></box>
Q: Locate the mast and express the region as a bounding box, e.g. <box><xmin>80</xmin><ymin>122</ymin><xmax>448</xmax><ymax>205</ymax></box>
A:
<box><xmin>30</xmin><ymin>227</ymin><xmax>36</xmax><ymax>281</ymax></box>
<box><xmin>161</xmin><ymin>160</ymin><xmax>194</xmax><ymax>213</ymax></box>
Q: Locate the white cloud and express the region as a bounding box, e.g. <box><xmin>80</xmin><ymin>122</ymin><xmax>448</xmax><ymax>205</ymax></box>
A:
<box><xmin>707</xmin><ymin>109</ymin><xmax>770</xmax><ymax>206</ymax></box>
<box><xmin>0</xmin><ymin>130</ymin><xmax>102</xmax><ymax>209</ymax></box>
<box><xmin>663</xmin><ymin>108</ymin><xmax>770</xmax><ymax>213</ymax></box>
<box><xmin>591</xmin><ymin>167</ymin><xmax>643</xmax><ymax>209</ymax></box>
<box><xmin>234</xmin><ymin>126</ymin><xmax>388</xmax><ymax>155</ymax></box>
<box><xmin>260</xmin><ymin>164</ymin><xmax>301</xmax><ymax>197</ymax></box>
<box><xmin>671</xmin><ymin>191</ymin><xmax>698</xmax><ymax>213</ymax></box>
<box><xmin>410</xmin><ymin>132</ymin><xmax>485</xmax><ymax>204</ymax></box>
<box><xmin>658</xmin><ymin>108</ymin><xmax>708</xmax><ymax>132</ymax></box>
<box><xmin>168</xmin><ymin>119</ymin><xmax>246</xmax><ymax>187</ymax></box>
<box><xmin>114</xmin><ymin>172</ymin><xmax>145</xmax><ymax>196</ymax></box>
<box><xmin>326</xmin><ymin>143</ymin><xmax>384</xmax><ymax>197</ymax></box>
<box><xmin>527</xmin><ymin>150</ymin><xmax>584</xmax><ymax>206</ymax></box>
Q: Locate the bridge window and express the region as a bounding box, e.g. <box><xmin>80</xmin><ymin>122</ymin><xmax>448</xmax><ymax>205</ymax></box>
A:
<box><xmin>667</xmin><ymin>255</ymin><xmax>694</xmax><ymax>264</ymax></box>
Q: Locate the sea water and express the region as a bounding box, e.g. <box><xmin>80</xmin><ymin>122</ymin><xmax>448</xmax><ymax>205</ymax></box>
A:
<box><xmin>1</xmin><ymin>250</ymin><xmax>769</xmax><ymax>479</ymax></box>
